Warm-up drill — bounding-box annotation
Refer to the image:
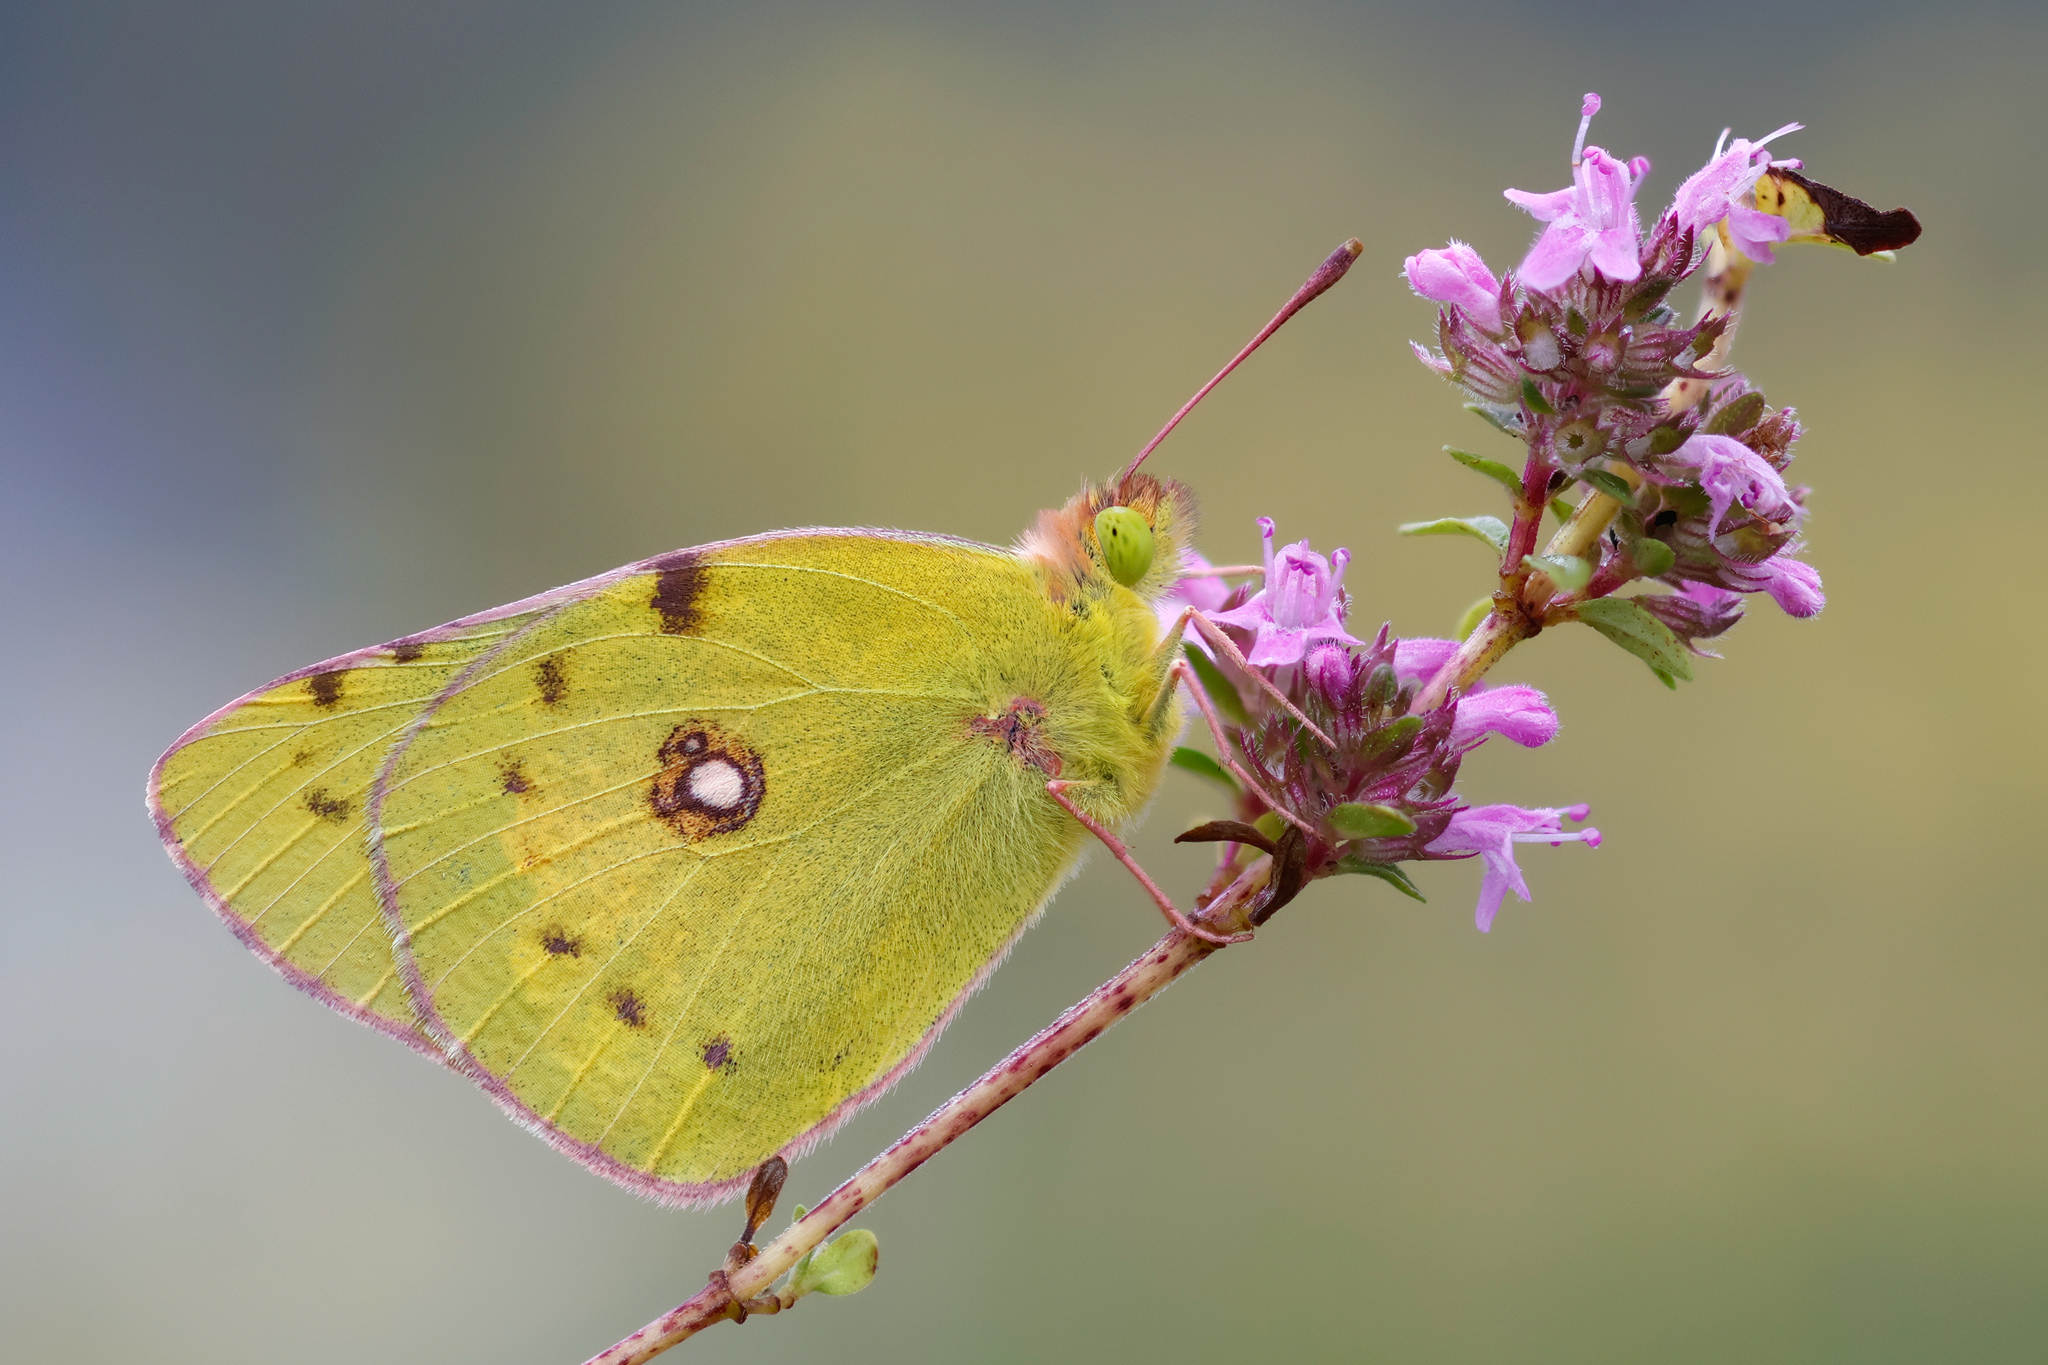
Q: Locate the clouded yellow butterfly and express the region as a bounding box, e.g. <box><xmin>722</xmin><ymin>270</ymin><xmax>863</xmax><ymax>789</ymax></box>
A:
<box><xmin>149</xmin><ymin>474</ymin><xmax>1201</xmax><ymax>1202</ymax></box>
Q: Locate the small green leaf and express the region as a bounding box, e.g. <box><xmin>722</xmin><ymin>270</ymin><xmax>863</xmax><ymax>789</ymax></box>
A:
<box><xmin>1367</xmin><ymin>714</ymin><xmax>1425</xmax><ymax>758</ymax></box>
<box><xmin>1519</xmin><ymin>377</ymin><xmax>1556</xmax><ymax>415</ymax></box>
<box><xmin>1627</xmin><ymin>536</ymin><xmax>1675</xmax><ymax>578</ymax></box>
<box><xmin>1169</xmin><ymin>747</ymin><xmax>1237</xmax><ymax>791</ymax></box>
<box><xmin>793</xmin><ymin>1228</ymin><xmax>880</xmax><ymax>1297</ymax></box>
<box><xmin>1462</xmin><ymin>402</ymin><xmax>1522</xmax><ymax>437</ymax></box>
<box><xmin>1575</xmin><ymin>596</ymin><xmax>1695</xmax><ymax>684</ymax></box>
<box><xmin>1444</xmin><ymin>447</ymin><xmax>1522</xmax><ymax>497</ymax></box>
<box><xmin>1580</xmin><ymin>468</ymin><xmax>1635</xmax><ymax>502</ymax></box>
<box><xmin>1328</xmin><ymin>803</ymin><xmax>1418</xmax><ymax>840</ymax></box>
<box><xmin>1183</xmin><ymin>644</ymin><xmax>1248</xmax><ymax>726</ymax></box>
<box><xmin>1253</xmin><ymin>811</ymin><xmax>1287</xmax><ymax>845</ymax></box>
<box><xmin>1333</xmin><ymin>858</ymin><xmax>1426</xmax><ymax>901</ymax></box>
<box><xmin>1548</xmin><ymin>496</ymin><xmax>1577</xmax><ymax>521</ymax></box>
<box><xmin>1704</xmin><ymin>391</ymin><xmax>1766</xmax><ymax>436</ymax></box>
<box><xmin>1455</xmin><ymin>597</ymin><xmax>1492</xmax><ymax>641</ymax></box>
<box><xmin>1522</xmin><ymin>553</ymin><xmax>1592</xmax><ymax>593</ymax></box>
<box><xmin>1646</xmin><ymin>425</ymin><xmax>1687</xmax><ymax>455</ymax></box>
<box><xmin>1399</xmin><ymin>516</ymin><xmax>1508</xmax><ymax>552</ymax></box>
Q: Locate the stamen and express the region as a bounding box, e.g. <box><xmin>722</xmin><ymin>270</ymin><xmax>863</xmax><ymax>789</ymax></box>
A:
<box><xmin>1756</xmin><ymin>121</ymin><xmax>1804</xmax><ymax>150</ymax></box>
<box><xmin>1329</xmin><ymin>546</ymin><xmax>1351</xmax><ymax>593</ymax></box>
<box><xmin>1572</xmin><ymin>92</ymin><xmax>1601</xmax><ymax>168</ymax></box>
<box><xmin>1256</xmin><ymin>517</ymin><xmax>1277</xmax><ymax>575</ymax></box>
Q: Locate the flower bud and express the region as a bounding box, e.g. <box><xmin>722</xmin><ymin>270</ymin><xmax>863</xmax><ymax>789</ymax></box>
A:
<box><xmin>794</xmin><ymin>1229</ymin><xmax>880</xmax><ymax>1298</ymax></box>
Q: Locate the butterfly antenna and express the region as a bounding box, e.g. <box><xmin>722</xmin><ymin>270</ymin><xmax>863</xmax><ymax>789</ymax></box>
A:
<box><xmin>1118</xmin><ymin>236</ymin><xmax>1363</xmax><ymax>489</ymax></box>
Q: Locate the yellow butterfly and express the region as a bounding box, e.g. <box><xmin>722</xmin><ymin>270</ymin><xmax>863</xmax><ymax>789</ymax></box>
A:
<box><xmin>148</xmin><ymin>472</ymin><xmax>1217</xmax><ymax>1202</ymax></box>
<box><xmin>149</xmin><ymin>239</ymin><xmax>1358</xmax><ymax>1205</ymax></box>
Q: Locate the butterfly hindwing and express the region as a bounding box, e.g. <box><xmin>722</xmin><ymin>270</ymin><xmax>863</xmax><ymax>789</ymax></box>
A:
<box><xmin>372</xmin><ymin>533</ymin><xmax>1105</xmax><ymax>1201</ymax></box>
<box><xmin>148</xmin><ymin>604</ymin><xmax>557</xmax><ymax>1049</ymax></box>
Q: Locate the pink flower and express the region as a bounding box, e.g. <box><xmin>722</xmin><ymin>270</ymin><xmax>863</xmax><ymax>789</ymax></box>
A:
<box><xmin>1403</xmin><ymin>240</ymin><xmax>1504</xmax><ymax>334</ymax></box>
<box><xmin>1504</xmin><ymin>97</ymin><xmax>1649</xmax><ymax>292</ymax></box>
<box><xmin>1449</xmin><ymin>684</ymin><xmax>1558</xmax><ymax>750</ymax></box>
<box><xmin>1427</xmin><ymin>803</ymin><xmax>1602</xmax><ymax>932</ymax></box>
<box><xmin>1658</xmin><ymin>434</ymin><xmax>1799</xmax><ymax>537</ymax></box>
<box><xmin>1670</xmin><ymin>123</ymin><xmax>1803</xmax><ymax>263</ymax></box>
<box><xmin>1206</xmin><ymin>517</ymin><xmax>1364</xmax><ymax>667</ymax></box>
<box><xmin>1757</xmin><ymin>553</ymin><xmax>1825</xmax><ymax>617</ymax></box>
<box><xmin>1393</xmin><ymin>636</ymin><xmax>1459</xmax><ymax>690</ymax></box>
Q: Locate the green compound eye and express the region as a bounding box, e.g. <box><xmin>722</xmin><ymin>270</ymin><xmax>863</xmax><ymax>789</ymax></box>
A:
<box><xmin>1093</xmin><ymin>505</ymin><xmax>1156</xmax><ymax>588</ymax></box>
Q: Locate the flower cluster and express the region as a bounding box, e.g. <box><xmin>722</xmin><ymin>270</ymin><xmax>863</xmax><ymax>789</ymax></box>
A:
<box><xmin>1166</xmin><ymin>94</ymin><xmax>1913</xmax><ymax>931</ymax></box>
<box><xmin>1182</xmin><ymin>527</ymin><xmax>1596</xmax><ymax>932</ymax></box>
<box><xmin>1402</xmin><ymin>93</ymin><xmax>1825</xmax><ymax>642</ymax></box>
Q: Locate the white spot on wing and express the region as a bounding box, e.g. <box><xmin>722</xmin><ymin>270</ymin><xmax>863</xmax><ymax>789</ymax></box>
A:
<box><xmin>687</xmin><ymin>758</ymin><xmax>747</xmax><ymax>811</ymax></box>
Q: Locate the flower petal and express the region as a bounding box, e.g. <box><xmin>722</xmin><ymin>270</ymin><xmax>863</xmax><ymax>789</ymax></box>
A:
<box><xmin>1450</xmin><ymin>685</ymin><xmax>1559</xmax><ymax>749</ymax></box>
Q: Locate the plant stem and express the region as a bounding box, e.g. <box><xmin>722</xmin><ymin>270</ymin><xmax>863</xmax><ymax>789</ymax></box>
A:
<box><xmin>584</xmin><ymin>925</ymin><xmax>1235</xmax><ymax>1363</ymax></box>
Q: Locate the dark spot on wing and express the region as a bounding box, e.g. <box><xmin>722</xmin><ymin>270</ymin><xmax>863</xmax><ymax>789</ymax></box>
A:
<box><xmin>649</xmin><ymin>722</ymin><xmax>766</xmax><ymax>840</ymax></box>
<box><xmin>290</xmin><ymin>749</ymin><xmax>313</xmax><ymax>767</ymax></box>
<box><xmin>650</xmin><ymin>554</ymin><xmax>707</xmax><ymax>635</ymax></box>
<box><xmin>389</xmin><ymin>639</ymin><xmax>427</xmax><ymax>663</ymax></box>
<box><xmin>307</xmin><ymin>671</ymin><xmax>346</xmax><ymax>708</ymax></box>
<box><xmin>535</xmin><ymin>656</ymin><xmax>568</xmax><ymax>706</ymax></box>
<box><xmin>501</xmin><ymin>761</ymin><xmax>533</xmax><ymax>795</ymax></box>
<box><xmin>611</xmin><ymin>989</ymin><xmax>647</xmax><ymax>1028</ymax></box>
<box><xmin>304</xmin><ymin>788</ymin><xmax>350</xmax><ymax>822</ymax></box>
<box><xmin>703</xmin><ymin>1036</ymin><xmax>732</xmax><ymax>1070</ymax></box>
<box><xmin>540</xmin><ymin>929</ymin><xmax>581</xmax><ymax>957</ymax></box>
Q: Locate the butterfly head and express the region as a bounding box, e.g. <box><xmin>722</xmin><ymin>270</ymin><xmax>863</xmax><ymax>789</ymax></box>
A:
<box><xmin>1018</xmin><ymin>472</ymin><xmax>1197</xmax><ymax>605</ymax></box>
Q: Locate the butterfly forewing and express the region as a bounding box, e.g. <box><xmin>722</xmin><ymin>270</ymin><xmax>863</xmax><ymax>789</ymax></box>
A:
<box><xmin>373</xmin><ymin>534</ymin><xmax>1092</xmax><ymax>1200</ymax></box>
<box><xmin>148</xmin><ymin>609</ymin><xmax>554</xmax><ymax>1049</ymax></box>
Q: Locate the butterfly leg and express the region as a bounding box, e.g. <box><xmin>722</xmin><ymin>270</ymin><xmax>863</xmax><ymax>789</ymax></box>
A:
<box><xmin>1044</xmin><ymin>780</ymin><xmax>1251</xmax><ymax>946</ymax></box>
<box><xmin>1163</xmin><ymin>657</ymin><xmax>1317</xmax><ymax>840</ymax></box>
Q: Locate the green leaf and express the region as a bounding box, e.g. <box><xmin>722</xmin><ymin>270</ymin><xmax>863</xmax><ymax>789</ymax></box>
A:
<box><xmin>1646</xmin><ymin>425</ymin><xmax>1688</xmax><ymax>455</ymax></box>
<box><xmin>1580</xmin><ymin>468</ymin><xmax>1635</xmax><ymax>502</ymax></box>
<box><xmin>1522</xmin><ymin>553</ymin><xmax>1592</xmax><ymax>593</ymax></box>
<box><xmin>1444</xmin><ymin>447</ymin><xmax>1522</xmax><ymax>497</ymax></box>
<box><xmin>1332</xmin><ymin>858</ymin><xmax>1426</xmax><ymax>901</ymax></box>
<box><xmin>1520</xmin><ymin>377</ymin><xmax>1556</xmax><ymax>415</ymax></box>
<box><xmin>1328</xmin><ymin>803</ymin><xmax>1418</xmax><ymax>840</ymax></box>
<box><xmin>1455</xmin><ymin>596</ymin><xmax>1492</xmax><ymax>641</ymax></box>
<box><xmin>1704</xmin><ymin>391</ymin><xmax>1766</xmax><ymax>436</ymax></box>
<box><xmin>794</xmin><ymin>1229</ymin><xmax>879</xmax><ymax>1298</ymax></box>
<box><xmin>1548</xmin><ymin>496</ymin><xmax>1577</xmax><ymax>521</ymax></box>
<box><xmin>1575</xmin><ymin>596</ymin><xmax>1695</xmax><ymax>684</ymax></box>
<box><xmin>1169</xmin><ymin>747</ymin><xmax>1237</xmax><ymax>791</ymax></box>
<box><xmin>1367</xmin><ymin>714</ymin><xmax>1425</xmax><ymax>759</ymax></box>
<box><xmin>1627</xmin><ymin>536</ymin><xmax>1675</xmax><ymax>578</ymax></box>
<box><xmin>1399</xmin><ymin>516</ymin><xmax>1509</xmax><ymax>552</ymax></box>
<box><xmin>1462</xmin><ymin>402</ymin><xmax>1522</xmax><ymax>437</ymax></box>
<box><xmin>1183</xmin><ymin>644</ymin><xmax>1248</xmax><ymax>726</ymax></box>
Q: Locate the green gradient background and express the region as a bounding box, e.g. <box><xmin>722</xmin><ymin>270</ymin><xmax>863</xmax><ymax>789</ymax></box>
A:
<box><xmin>4</xmin><ymin>3</ymin><xmax>2044</xmax><ymax>1361</ymax></box>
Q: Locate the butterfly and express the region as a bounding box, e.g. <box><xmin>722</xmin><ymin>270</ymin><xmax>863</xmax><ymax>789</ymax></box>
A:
<box><xmin>148</xmin><ymin>475</ymin><xmax>1209</xmax><ymax>1202</ymax></box>
<box><xmin>147</xmin><ymin>240</ymin><xmax>1358</xmax><ymax>1207</ymax></box>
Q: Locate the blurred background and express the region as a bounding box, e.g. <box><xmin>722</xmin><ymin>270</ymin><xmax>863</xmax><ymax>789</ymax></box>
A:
<box><xmin>4</xmin><ymin>2</ymin><xmax>2044</xmax><ymax>1361</ymax></box>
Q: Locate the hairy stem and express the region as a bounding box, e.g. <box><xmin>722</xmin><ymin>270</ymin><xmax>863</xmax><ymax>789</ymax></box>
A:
<box><xmin>584</xmin><ymin>909</ymin><xmax>1252</xmax><ymax>1363</ymax></box>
